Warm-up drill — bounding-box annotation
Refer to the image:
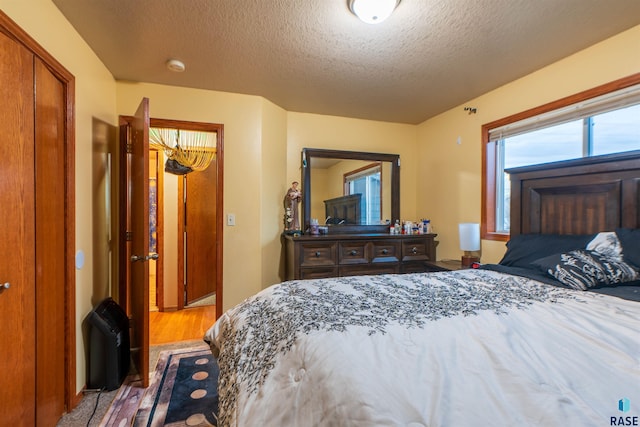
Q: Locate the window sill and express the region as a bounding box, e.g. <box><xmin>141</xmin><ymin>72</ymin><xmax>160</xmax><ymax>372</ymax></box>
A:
<box><xmin>482</xmin><ymin>231</ymin><xmax>510</xmax><ymax>242</ymax></box>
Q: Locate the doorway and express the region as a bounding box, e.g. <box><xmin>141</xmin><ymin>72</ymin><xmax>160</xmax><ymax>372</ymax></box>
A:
<box><xmin>119</xmin><ymin>110</ymin><xmax>224</xmax><ymax>382</ymax></box>
<box><xmin>147</xmin><ymin>118</ymin><xmax>224</xmax><ymax>317</ymax></box>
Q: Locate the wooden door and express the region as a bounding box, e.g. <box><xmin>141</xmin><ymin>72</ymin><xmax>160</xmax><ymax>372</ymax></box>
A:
<box><xmin>129</xmin><ymin>98</ymin><xmax>151</xmax><ymax>387</ymax></box>
<box><xmin>185</xmin><ymin>159</ymin><xmax>218</xmax><ymax>305</ymax></box>
<box><xmin>0</xmin><ymin>20</ymin><xmax>72</xmax><ymax>425</ymax></box>
<box><xmin>0</xmin><ymin>29</ymin><xmax>37</xmax><ymax>426</ymax></box>
<box><xmin>34</xmin><ymin>57</ymin><xmax>67</xmax><ymax>426</ymax></box>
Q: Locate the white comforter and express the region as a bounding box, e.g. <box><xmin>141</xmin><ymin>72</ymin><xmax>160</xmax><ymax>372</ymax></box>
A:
<box><xmin>205</xmin><ymin>269</ymin><xmax>639</xmax><ymax>427</ymax></box>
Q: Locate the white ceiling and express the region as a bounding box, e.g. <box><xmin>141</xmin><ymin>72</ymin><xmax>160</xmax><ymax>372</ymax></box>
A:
<box><xmin>52</xmin><ymin>0</ymin><xmax>640</xmax><ymax>124</ymax></box>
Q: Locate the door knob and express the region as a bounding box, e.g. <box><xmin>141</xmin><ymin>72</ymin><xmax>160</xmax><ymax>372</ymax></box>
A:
<box><xmin>131</xmin><ymin>253</ymin><xmax>160</xmax><ymax>262</ymax></box>
<box><xmin>1</xmin><ymin>282</ymin><xmax>10</xmax><ymax>290</ymax></box>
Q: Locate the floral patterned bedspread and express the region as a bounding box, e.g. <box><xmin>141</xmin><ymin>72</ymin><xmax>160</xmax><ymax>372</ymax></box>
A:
<box><xmin>205</xmin><ymin>269</ymin><xmax>640</xmax><ymax>427</ymax></box>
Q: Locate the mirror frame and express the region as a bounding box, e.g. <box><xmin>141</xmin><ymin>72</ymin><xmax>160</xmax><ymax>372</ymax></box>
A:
<box><xmin>302</xmin><ymin>148</ymin><xmax>400</xmax><ymax>234</ymax></box>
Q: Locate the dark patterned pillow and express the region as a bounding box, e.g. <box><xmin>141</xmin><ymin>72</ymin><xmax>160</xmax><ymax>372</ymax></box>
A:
<box><xmin>616</xmin><ymin>228</ymin><xmax>640</xmax><ymax>269</ymax></box>
<box><xmin>499</xmin><ymin>233</ymin><xmax>595</xmax><ymax>268</ymax></box>
<box><xmin>531</xmin><ymin>249</ymin><xmax>639</xmax><ymax>291</ymax></box>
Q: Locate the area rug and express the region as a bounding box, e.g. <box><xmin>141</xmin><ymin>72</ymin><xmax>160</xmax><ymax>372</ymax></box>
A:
<box><xmin>100</xmin><ymin>344</ymin><xmax>219</xmax><ymax>427</ymax></box>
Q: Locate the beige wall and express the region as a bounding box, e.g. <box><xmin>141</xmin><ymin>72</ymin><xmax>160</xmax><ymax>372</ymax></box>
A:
<box><xmin>2</xmin><ymin>0</ymin><xmax>639</xmax><ymax>399</ymax></box>
<box><xmin>162</xmin><ymin>172</ymin><xmax>180</xmax><ymax>306</ymax></box>
<box><xmin>259</xmin><ymin>99</ymin><xmax>288</xmax><ymax>289</ymax></box>
<box><xmin>416</xmin><ymin>24</ymin><xmax>640</xmax><ymax>264</ymax></box>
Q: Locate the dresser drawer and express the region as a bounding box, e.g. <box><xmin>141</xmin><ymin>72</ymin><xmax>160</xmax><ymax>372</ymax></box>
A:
<box><xmin>401</xmin><ymin>261</ymin><xmax>431</xmax><ymax>274</ymax></box>
<box><xmin>338</xmin><ymin>242</ymin><xmax>368</xmax><ymax>265</ymax></box>
<box><xmin>299</xmin><ymin>242</ymin><xmax>337</xmax><ymax>267</ymax></box>
<box><xmin>340</xmin><ymin>263</ymin><xmax>399</xmax><ymax>277</ymax></box>
<box><xmin>370</xmin><ymin>240</ymin><xmax>401</xmax><ymax>263</ymax></box>
<box><xmin>401</xmin><ymin>239</ymin><xmax>433</xmax><ymax>262</ymax></box>
<box><xmin>300</xmin><ymin>266</ymin><xmax>338</xmax><ymax>279</ymax></box>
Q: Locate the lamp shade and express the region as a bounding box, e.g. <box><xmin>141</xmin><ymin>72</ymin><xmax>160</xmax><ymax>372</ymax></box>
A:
<box><xmin>348</xmin><ymin>0</ymin><xmax>400</xmax><ymax>24</ymax></box>
<box><xmin>459</xmin><ymin>223</ymin><xmax>481</xmax><ymax>251</ymax></box>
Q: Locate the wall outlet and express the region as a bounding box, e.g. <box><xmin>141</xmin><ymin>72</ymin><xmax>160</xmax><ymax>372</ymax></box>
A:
<box><xmin>227</xmin><ymin>213</ymin><xmax>236</xmax><ymax>226</ymax></box>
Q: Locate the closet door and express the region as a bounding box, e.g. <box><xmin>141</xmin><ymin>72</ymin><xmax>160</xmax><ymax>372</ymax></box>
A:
<box><xmin>0</xmin><ymin>30</ymin><xmax>37</xmax><ymax>426</ymax></box>
<box><xmin>0</xmin><ymin>27</ymin><xmax>69</xmax><ymax>426</ymax></box>
<box><xmin>34</xmin><ymin>57</ymin><xmax>67</xmax><ymax>425</ymax></box>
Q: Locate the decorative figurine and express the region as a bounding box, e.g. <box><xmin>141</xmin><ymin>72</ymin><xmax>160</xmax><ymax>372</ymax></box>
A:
<box><xmin>284</xmin><ymin>181</ymin><xmax>302</xmax><ymax>231</ymax></box>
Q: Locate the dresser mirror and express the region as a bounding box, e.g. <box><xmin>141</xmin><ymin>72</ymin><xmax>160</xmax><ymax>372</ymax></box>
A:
<box><xmin>302</xmin><ymin>148</ymin><xmax>400</xmax><ymax>234</ymax></box>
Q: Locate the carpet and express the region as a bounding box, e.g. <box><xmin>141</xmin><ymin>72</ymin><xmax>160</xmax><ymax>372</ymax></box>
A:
<box><xmin>100</xmin><ymin>345</ymin><xmax>219</xmax><ymax>427</ymax></box>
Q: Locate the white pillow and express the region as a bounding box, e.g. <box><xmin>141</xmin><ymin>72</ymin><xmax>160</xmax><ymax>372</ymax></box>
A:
<box><xmin>586</xmin><ymin>231</ymin><xmax>623</xmax><ymax>261</ymax></box>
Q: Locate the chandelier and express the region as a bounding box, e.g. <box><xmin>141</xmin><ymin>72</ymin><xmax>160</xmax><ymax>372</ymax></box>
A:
<box><xmin>149</xmin><ymin>128</ymin><xmax>216</xmax><ymax>175</ymax></box>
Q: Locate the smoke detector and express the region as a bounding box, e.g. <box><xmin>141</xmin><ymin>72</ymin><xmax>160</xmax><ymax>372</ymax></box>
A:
<box><xmin>166</xmin><ymin>59</ymin><xmax>186</xmax><ymax>72</ymax></box>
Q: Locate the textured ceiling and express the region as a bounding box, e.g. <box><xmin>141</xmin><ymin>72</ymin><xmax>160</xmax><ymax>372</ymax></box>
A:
<box><xmin>52</xmin><ymin>0</ymin><xmax>640</xmax><ymax>124</ymax></box>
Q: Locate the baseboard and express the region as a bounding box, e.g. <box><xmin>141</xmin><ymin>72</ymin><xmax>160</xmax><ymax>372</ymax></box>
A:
<box><xmin>71</xmin><ymin>387</ymin><xmax>84</xmax><ymax>410</ymax></box>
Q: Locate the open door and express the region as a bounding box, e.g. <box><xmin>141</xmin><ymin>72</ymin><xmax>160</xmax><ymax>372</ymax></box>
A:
<box><xmin>124</xmin><ymin>98</ymin><xmax>151</xmax><ymax>387</ymax></box>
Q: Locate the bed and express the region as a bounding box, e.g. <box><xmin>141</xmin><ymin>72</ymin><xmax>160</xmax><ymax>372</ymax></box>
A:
<box><xmin>205</xmin><ymin>151</ymin><xmax>640</xmax><ymax>427</ymax></box>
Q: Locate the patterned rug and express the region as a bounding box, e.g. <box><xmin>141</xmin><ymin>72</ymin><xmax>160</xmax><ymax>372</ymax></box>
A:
<box><xmin>100</xmin><ymin>345</ymin><xmax>219</xmax><ymax>426</ymax></box>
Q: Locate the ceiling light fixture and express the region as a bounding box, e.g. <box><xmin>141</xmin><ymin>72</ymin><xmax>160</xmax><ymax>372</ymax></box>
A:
<box><xmin>166</xmin><ymin>58</ymin><xmax>186</xmax><ymax>72</ymax></box>
<box><xmin>348</xmin><ymin>0</ymin><xmax>400</xmax><ymax>24</ymax></box>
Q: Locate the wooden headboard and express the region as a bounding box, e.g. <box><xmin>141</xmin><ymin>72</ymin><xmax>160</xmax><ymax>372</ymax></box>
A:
<box><xmin>508</xmin><ymin>150</ymin><xmax>640</xmax><ymax>236</ymax></box>
<box><xmin>324</xmin><ymin>194</ymin><xmax>362</xmax><ymax>224</ymax></box>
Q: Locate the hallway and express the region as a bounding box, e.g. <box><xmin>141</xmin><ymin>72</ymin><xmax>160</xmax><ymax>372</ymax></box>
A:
<box><xmin>149</xmin><ymin>305</ymin><xmax>216</xmax><ymax>345</ymax></box>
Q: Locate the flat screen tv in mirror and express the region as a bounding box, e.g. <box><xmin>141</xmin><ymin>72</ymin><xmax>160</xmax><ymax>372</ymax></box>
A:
<box><xmin>302</xmin><ymin>148</ymin><xmax>400</xmax><ymax>234</ymax></box>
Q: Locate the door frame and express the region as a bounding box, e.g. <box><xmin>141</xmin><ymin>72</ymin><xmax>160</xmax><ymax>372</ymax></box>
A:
<box><xmin>151</xmin><ymin>118</ymin><xmax>224</xmax><ymax>316</ymax></box>
<box><xmin>0</xmin><ymin>11</ymin><xmax>77</xmax><ymax>411</ymax></box>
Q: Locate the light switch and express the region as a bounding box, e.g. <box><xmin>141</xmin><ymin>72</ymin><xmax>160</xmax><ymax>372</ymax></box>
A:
<box><xmin>227</xmin><ymin>213</ymin><xmax>236</xmax><ymax>226</ymax></box>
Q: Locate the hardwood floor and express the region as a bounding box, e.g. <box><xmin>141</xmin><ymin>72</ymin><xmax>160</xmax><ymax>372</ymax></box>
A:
<box><xmin>149</xmin><ymin>305</ymin><xmax>216</xmax><ymax>345</ymax></box>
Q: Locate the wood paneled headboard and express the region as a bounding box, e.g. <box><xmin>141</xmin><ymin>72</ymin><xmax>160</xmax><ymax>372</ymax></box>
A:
<box><xmin>507</xmin><ymin>150</ymin><xmax>640</xmax><ymax>236</ymax></box>
<box><xmin>324</xmin><ymin>194</ymin><xmax>362</xmax><ymax>225</ymax></box>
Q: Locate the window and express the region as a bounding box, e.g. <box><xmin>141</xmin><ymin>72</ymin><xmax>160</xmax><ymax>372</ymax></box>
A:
<box><xmin>483</xmin><ymin>75</ymin><xmax>640</xmax><ymax>240</ymax></box>
<box><xmin>344</xmin><ymin>163</ymin><xmax>382</xmax><ymax>224</ymax></box>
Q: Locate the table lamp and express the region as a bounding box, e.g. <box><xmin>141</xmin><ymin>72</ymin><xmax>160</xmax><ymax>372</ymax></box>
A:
<box><xmin>459</xmin><ymin>223</ymin><xmax>481</xmax><ymax>267</ymax></box>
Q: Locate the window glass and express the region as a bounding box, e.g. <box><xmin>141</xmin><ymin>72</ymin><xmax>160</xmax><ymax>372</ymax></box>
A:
<box><xmin>592</xmin><ymin>104</ymin><xmax>640</xmax><ymax>155</ymax></box>
<box><xmin>496</xmin><ymin>110</ymin><xmax>639</xmax><ymax>232</ymax></box>
<box><xmin>504</xmin><ymin>121</ymin><xmax>583</xmax><ymax>168</ymax></box>
<box><xmin>347</xmin><ymin>171</ymin><xmax>381</xmax><ymax>224</ymax></box>
<box><xmin>497</xmin><ymin>121</ymin><xmax>583</xmax><ymax>232</ymax></box>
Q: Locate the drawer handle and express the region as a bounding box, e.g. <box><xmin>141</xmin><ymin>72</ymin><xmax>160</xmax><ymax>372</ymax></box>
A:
<box><xmin>315</xmin><ymin>251</ymin><xmax>321</xmax><ymax>257</ymax></box>
<box><xmin>411</xmin><ymin>247</ymin><xmax>418</xmax><ymax>254</ymax></box>
<box><xmin>381</xmin><ymin>249</ymin><xmax>389</xmax><ymax>255</ymax></box>
<box><xmin>350</xmin><ymin>250</ymin><xmax>358</xmax><ymax>256</ymax></box>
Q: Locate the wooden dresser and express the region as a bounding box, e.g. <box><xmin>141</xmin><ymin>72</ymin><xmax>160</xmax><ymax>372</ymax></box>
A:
<box><xmin>284</xmin><ymin>233</ymin><xmax>438</xmax><ymax>280</ymax></box>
